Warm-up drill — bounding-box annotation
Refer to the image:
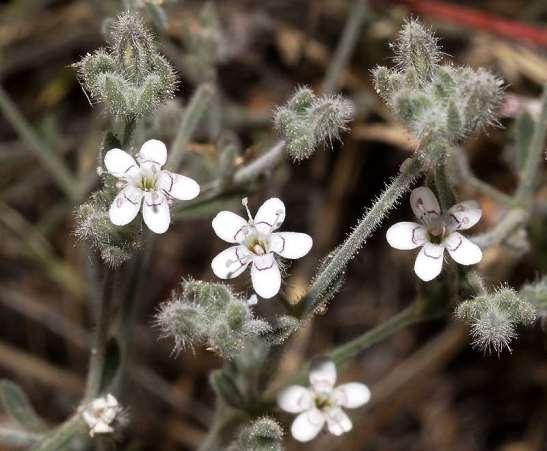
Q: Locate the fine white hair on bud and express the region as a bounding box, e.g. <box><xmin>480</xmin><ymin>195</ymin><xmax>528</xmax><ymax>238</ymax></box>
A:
<box><xmin>155</xmin><ymin>279</ymin><xmax>271</xmax><ymax>359</ymax></box>
<box><xmin>227</xmin><ymin>417</ymin><xmax>284</xmax><ymax>451</ymax></box>
<box><xmin>73</xmin><ymin>11</ymin><xmax>177</xmax><ymax>118</ymax></box>
<box><xmin>274</xmin><ymin>86</ymin><xmax>353</xmax><ymax>161</ymax></box>
<box><xmin>456</xmin><ymin>285</ymin><xmax>536</xmax><ymax>355</ymax></box>
<box><xmin>372</xmin><ymin>18</ymin><xmax>504</xmax><ymax>163</ymax></box>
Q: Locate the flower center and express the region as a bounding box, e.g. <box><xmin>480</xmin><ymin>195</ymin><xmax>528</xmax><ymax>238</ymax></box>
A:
<box><xmin>314</xmin><ymin>392</ymin><xmax>333</xmax><ymax>411</ymax></box>
<box><xmin>426</xmin><ymin>217</ymin><xmax>448</xmax><ymax>244</ymax></box>
<box><xmin>244</xmin><ymin>230</ymin><xmax>269</xmax><ymax>255</ymax></box>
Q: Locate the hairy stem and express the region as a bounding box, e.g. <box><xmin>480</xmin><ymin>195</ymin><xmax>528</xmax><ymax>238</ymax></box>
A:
<box><xmin>299</xmin><ymin>158</ymin><xmax>422</xmax><ymax>317</ymax></box>
<box><xmin>84</xmin><ymin>270</ymin><xmax>116</xmax><ymax>400</ymax></box>
<box><xmin>0</xmin><ymin>85</ymin><xmax>77</xmax><ymax>201</ymax></box>
<box><xmin>168</xmin><ymin>82</ymin><xmax>215</xmax><ymax>171</ymax></box>
<box><xmin>31</xmin><ymin>415</ymin><xmax>86</xmax><ymax>451</ymax></box>
<box><xmin>515</xmin><ymin>86</ymin><xmax>547</xmax><ymax>203</ymax></box>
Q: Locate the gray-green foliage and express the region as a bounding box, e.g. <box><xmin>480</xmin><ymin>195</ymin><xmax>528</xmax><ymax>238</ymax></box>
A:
<box><xmin>181</xmin><ymin>1</ymin><xmax>222</xmax><ymax>83</ymax></box>
<box><xmin>521</xmin><ymin>276</ymin><xmax>547</xmax><ymax>325</ymax></box>
<box><xmin>74</xmin><ymin>176</ymin><xmax>142</xmax><ymax>268</ymax></box>
<box><xmin>227</xmin><ymin>417</ymin><xmax>284</xmax><ymax>451</ymax></box>
<box><xmin>274</xmin><ymin>87</ymin><xmax>353</xmax><ymax>161</ymax></box>
<box><xmin>74</xmin><ymin>11</ymin><xmax>176</xmax><ymax>118</ymax></box>
<box><xmin>456</xmin><ymin>286</ymin><xmax>536</xmax><ymax>355</ymax></box>
<box><xmin>373</xmin><ymin>19</ymin><xmax>503</xmax><ymax>162</ymax></box>
<box><xmin>155</xmin><ymin>280</ymin><xmax>271</xmax><ymax>359</ymax></box>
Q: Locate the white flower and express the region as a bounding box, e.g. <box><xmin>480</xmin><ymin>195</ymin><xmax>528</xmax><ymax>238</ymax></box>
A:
<box><xmin>277</xmin><ymin>358</ymin><xmax>370</xmax><ymax>442</ymax></box>
<box><xmin>211</xmin><ymin>197</ymin><xmax>313</xmax><ymax>299</ymax></box>
<box><xmin>81</xmin><ymin>394</ymin><xmax>123</xmax><ymax>437</ymax></box>
<box><xmin>104</xmin><ymin>139</ymin><xmax>200</xmax><ymax>234</ymax></box>
<box><xmin>386</xmin><ymin>186</ymin><xmax>483</xmax><ymax>282</ymax></box>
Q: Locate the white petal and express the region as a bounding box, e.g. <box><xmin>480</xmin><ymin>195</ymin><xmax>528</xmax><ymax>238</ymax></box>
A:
<box><xmin>251</xmin><ymin>253</ymin><xmax>281</xmax><ymax>299</ymax></box>
<box><xmin>445</xmin><ymin>232</ymin><xmax>482</xmax><ymax>265</ymax></box>
<box><xmin>91</xmin><ymin>421</ymin><xmax>114</xmax><ymax>435</ymax></box>
<box><xmin>309</xmin><ymin>357</ymin><xmax>337</xmax><ymax>391</ymax></box>
<box><xmin>105</xmin><ymin>394</ymin><xmax>118</xmax><ymax>407</ymax></box>
<box><xmin>254</xmin><ymin>198</ymin><xmax>286</xmax><ymax>234</ymax></box>
<box><xmin>410</xmin><ymin>187</ymin><xmax>441</xmax><ymax>223</ymax></box>
<box><xmin>142</xmin><ymin>191</ymin><xmax>170</xmax><ymax>234</ymax></box>
<box><xmin>211</xmin><ymin>245</ymin><xmax>251</xmax><ymax>279</ymax></box>
<box><xmin>414</xmin><ymin>242</ymin><xmax>444</xmax><ymax>282</ymax></box>
<box><xmin>447</xmin><ymin>200</ymin><xmax>482</xmax><ymax>231</ymax></box>
<box><xmin>270</xmin><ymin>232</ymin><xmax>313</xmax><ymax>259</ymax></box>
<box><xmin>277</xmin><ymin>385</ymin><xmax>313</xmax><ymax>413</ymax></box>
<box><xmin>212</xmin><ymin>211</ymin><xmax>249</xmax><ymax>243</ymax></box>
<box><xmin>159</xmin><ymin>171</ymin><xmax>200</xmax><ymax>201</ymax></box>
<box><xmin>109</xmin><ymin>185</ymin><xmax>143</xmax><ymax>226</ymax></box>
<box><xmin>334</xmin><ymin>383</ymin><xmax>371</xmax><ymax>409</ymax></box>
<box><xmin>325</xmin><ymin>408</ymin><xmax>352</xmax><ymax>436</ymax></box>
<box><xmin>82</xmin><ymin>410</ymin><xmax>98</xmax><ymax>428</ymax></box>
<box><xmin>386</xmin><ymin>222</ymin><xmax>426</xmax><ymax>250</ymax></box>
<box><xmin>137</xmin><ymin>139</ymin><xmax>167</xmax><ymax>168</ymax></box>
<box><xmin>104</xmin><ymin>149</ymin><xmax>138</xmax><ymax>178</ymax></box>
<box><xmin>291</xmin><ymin>409</ymin><xmax>325</xmax><ymax>442</ymax></box>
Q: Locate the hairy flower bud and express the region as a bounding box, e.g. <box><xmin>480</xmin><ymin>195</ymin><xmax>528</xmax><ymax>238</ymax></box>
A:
<box><xmin>456</xmin><ymin>286</ymin><xmax>536</xmax><ymax>355</ymax></box>
<box><xmin>74</xmin><ymin>11</ymin><xmax>176</xmax><ymax>118</ymax></box>
<box><xmin>228</xmin><ymin>417</ymin><xmax>284</xmax><ymax>451</ymax></box>
<box><xmin>274</xmin><ymin>87</ymin><xmax>353</xmax><ymax>162</ymax></box>
<box><xmin>156</xmin><ymin>279</ymin><xmax>271</xmax><ymax>359</ymax></box>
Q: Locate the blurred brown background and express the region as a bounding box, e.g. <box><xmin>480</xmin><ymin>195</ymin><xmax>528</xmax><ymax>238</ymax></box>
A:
<box><xmin>0</xmin><ymin>1</ymin><xmax>546</xmax><ymax>450</ymax></box>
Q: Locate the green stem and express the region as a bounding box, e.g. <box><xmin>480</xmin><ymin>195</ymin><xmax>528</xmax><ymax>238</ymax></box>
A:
<box><xmin>0</xmin><ymin>85</ymin><xmax>77</xmax><ymax>201</ymax></box>
<box><xmin>298</xmin><ymin>158</ymin><xmax>422</xmax><ymax>317</ymax></box>
<box><xmin>471</xmin><ymin>208</ymin><xmax>528</xmax><ymax>249</ymax></box>
<box><xmin>84</xmin><ymin>270</ymin><xmax>116</xmax><ymax>400</ymax></box>
<box><xmin>321</xmin><ymin>0</ymin><xmax>368</xmax><ymax>94</ymax></box>
<box><xmin>168</xmin><ymin>82</ymin><xmax>215</xmax><ymax>171</ymax></box>
<box><xmin>515</xmin><ymin>86</ymin><xmax>547</xmax><ymax>203</ymax></box>
<box><xmin>31</xmin><ymin>415</ymin><xmax>86</xmax><ymax>451</ymax></box>
<box><xmin>0</xmin><ymin>427</ymin><xmax>42</xmax><ymax>447</ymax></box>
<box><xmin>434</xmin><ymin>164</ymin><xmax>455</xmax><ymax>210</ymax></box>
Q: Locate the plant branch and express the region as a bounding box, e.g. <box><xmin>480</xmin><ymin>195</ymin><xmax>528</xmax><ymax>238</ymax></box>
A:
<box><xmin>298</xmin><ymin>158</ymin><xmax>423</xmax><ymax>317</ymax></box>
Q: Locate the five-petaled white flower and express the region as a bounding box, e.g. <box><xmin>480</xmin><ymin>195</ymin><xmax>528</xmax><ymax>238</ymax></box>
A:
<box><xmin>81</xmin><ymin>394</ymin><xmax>123</xmax><ymax>437</ymax></box>
<box><xmin>211</xmin><ymin>197</ymin><xmax>313</xmax><ymax>299</ymax></box>
<box><xmin>386</xmin><ymin>186</ymin><xmax>483</xmax><ymax>282</ymax></box>
<box><xmin>277</xmin><ymin>358</ymin><xmax>370</xmax><ymax>442</ymax></box>
<box><xmin>104</xmin><ymin>139</ymin><xmax>200</xmax><ymax>234</ymax></box>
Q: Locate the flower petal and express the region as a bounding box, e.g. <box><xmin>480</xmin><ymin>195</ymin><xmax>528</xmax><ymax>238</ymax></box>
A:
<box><xmin>386</xmin><ymin>222</ymin><xmax>427</xmax><ymax>250</ymax></box>
<box><xmin>251</xmin><ymin>253</ymin><xmax>281</xmax><ymax>299</ymax></box>
<box><xmin>142</xmin><ymin>191</ymin><xmax>170</xmax><ymax>234</ymax></box>
<box><xmin>446</xmin><ymin>200</ymin><xmax>482</xmax><ymax>232</ymax></box>
<box><xmin>414</xmin><ymin>242</ymin><xmax>444</xmax><ymax>282</ymax></box>
<box><xmin>254</xmin><ymin>198</ymin><xmax>286</xmax><ymax>234</ymax></box>
<box><xmin>211</xmin><ymin>245</ymin><xmax>251</xmax><ymax>279</ymax></box>
<box><xmin>109</xmin><ymin>185</ymin><xmax>143</xmax><ymax>226</ymax></box>
<box><xmin>91</xmin><ymin>421</ymin><xmax>114</xmax><ymax>435</ymax></box>
<box><xmin>104</xmin><ymin>149</ymin><xmax>138</xmax><ymax>178</ymax></box>
<box><xmin>212</xmin><ymin>211</ymin><xmax>249</xmax><ymax>243</ymax></box>
<box><xmin>410</xmin><ymin>187</ymin><xmax>441</xmax><ymax>223</ymax></box>
<box><xmin>270</xmin><ymin>232</ymin><xmax>313</xmax><ymax>259</ymax></box>
<box><xmin>137</xmin><ymin>139</ymin><xmax>167</xmax><ymax>168</ymax></box>
<box><xmin>277</xmin><ymin>385</ymin><xmax>313</xmax><ymax>413</ymax></box>
<box><xmin>291</xmin><ymin>409</ymin><xmax>325</xmax><ymax>442</ymax></box>
<box><xmin>445</xmin><ymin>232</ymin><xmax>482</xmax><ymax>265</ymax></box>
<box><xmin>160</xmin><ymin>170</ymin><xmax>200</xmax><ymax>200</ymax></box>
<box><xmin>325</xmin><ymin>407</ymin><xmax>352</xmax><ymax>436</ymax></box>
<box><xmin>334</xmin><ymin>383</ymin><xmax>371</xmax><ymax>409</ymax></box>
<box><xmin>309</xmin><ymin>357</ymin><xmax>337</xmax><ymax>391</ymax></box>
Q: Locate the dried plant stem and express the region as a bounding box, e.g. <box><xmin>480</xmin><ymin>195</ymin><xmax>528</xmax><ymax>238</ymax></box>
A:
<box><xmin>0</xmin><ymin>85</ymin><xmax>78</xmax><ymax>201</ymax></box>
<box><xmin>168</xmin><ymin>82</ymin><xmax>215</xmax><ymax>171</ymax></box>
<box><xmin>321</xmin><ymin>0</ymin><xmax>368</xmax><ymax>94</ymax></box>
<box><xmin>299</xmin><ymin>158</ymin><xmax>423</xmax><ymax>317</ymax></box>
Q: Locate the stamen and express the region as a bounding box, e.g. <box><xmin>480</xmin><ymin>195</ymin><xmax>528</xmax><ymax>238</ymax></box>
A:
<box><xmin>242</xmin><ymin>197</ymin><xmax>253</xmax><ymax>222</ymax></box>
